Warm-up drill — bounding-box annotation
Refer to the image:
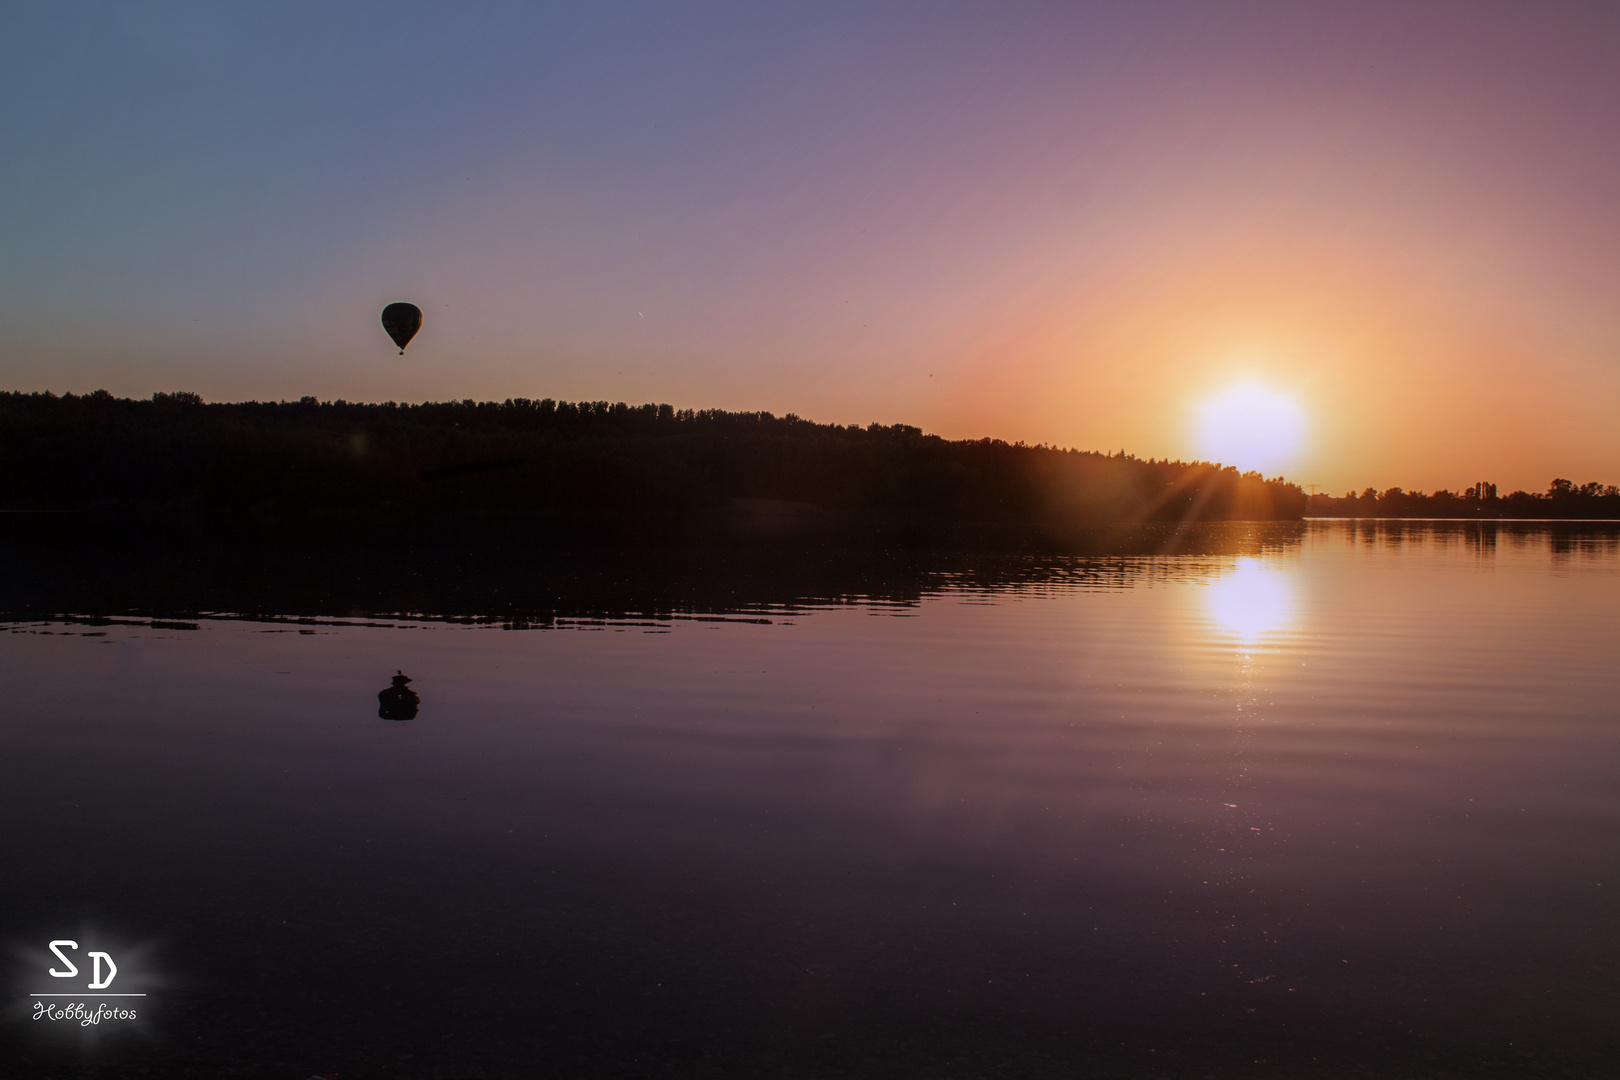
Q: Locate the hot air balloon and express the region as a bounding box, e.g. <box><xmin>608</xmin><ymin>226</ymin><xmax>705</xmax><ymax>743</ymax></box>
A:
<box><xmin>381</xmin><ymin>302</ymin><xmax>422</xmax><ymax>354</ymax></box>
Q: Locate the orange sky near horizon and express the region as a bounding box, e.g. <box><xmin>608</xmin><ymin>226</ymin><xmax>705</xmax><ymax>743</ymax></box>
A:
<box><xmin>4</xmin><ymin>3</ymin><xmax>1618</xmax><ymax>497</ymax></box>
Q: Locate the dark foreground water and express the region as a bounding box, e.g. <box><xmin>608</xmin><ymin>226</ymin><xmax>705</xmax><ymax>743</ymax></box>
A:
<box><xmin>3</xmin><ymin>521</ymin><xmax>1618</xmax><ymax>1079</ymax></box>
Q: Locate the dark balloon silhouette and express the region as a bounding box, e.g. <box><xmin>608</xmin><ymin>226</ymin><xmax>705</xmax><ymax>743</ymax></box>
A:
<box><xmin>378</xmin><ymin>670</ymin><xmax>420</xmax><ymax>720</ymax></box>
<box><xmin>381</xmin><ymin>302</ymin><xmax>422</xmax><ymax>354</ymax></box>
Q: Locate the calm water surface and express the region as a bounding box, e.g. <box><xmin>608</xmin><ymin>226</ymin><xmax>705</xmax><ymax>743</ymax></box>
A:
<box><xmin>3</xmin><ymin>522</ymin><xmax>1618</xmax><ymax>1078</ymax></box>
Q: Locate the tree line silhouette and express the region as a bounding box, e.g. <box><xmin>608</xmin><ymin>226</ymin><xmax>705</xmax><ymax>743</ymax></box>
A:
<box><xmin>1307</xmin><ymin>480</ymin><xmax>1620</xmax><ymax>520</ymax></box>
<box><xmin>0</xmin><ymin>390</ymin><xmax>1305</xmax><ymax>543</ymax></box>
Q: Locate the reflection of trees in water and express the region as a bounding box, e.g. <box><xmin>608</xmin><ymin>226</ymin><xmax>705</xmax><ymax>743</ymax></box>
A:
<box><xmin>378</xmin><ymin>671</ymin><xmax>419</xmax><ymax>720</ymax></box>
<box><xmin>0</xmin><ymin>520</ymin><xmax>1312</xmax><ymax>625</ymax></box>
<box><xmin>7</xmin><ymin>520</ymin><xmax>1617</xmax><ymax>628</ymax></box>
<box><xmin>1548</xmin><ymin>530</ymin><xmax>1620</xmax><ymax>559</ymax></box>
<box><xmin>1466</xmin><ymin>523</ymin><xmax>1498</xmax><ymax>558</ymax></box>
<box><xmin>1314</xmin><ymin>519</ymin><xmax>1619</xmax><ymax>562</ymax></box>
<box><xmin>10</xmin><ymin>520</ymin><xmax>1617</xmax><ymax>636</ymax></box>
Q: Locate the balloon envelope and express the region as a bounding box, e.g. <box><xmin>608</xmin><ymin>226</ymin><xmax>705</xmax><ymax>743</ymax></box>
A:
<box><xmin>381</xmin><ymin>302</ymin><xmax>422</xmax><ymax>353</ymax></box>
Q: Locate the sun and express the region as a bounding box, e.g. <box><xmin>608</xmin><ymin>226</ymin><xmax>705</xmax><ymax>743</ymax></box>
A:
<box><xmin>1193</xmin><ymin>382</ymin><xmax>1307</xmax><ymax>475</ymax></box>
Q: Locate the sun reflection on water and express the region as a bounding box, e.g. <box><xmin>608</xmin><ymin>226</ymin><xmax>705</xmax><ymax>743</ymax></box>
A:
<box><xmin>1205</xmin><ymin>558</ymin><xmax>1294</xmax><ymax>643</ymax></box>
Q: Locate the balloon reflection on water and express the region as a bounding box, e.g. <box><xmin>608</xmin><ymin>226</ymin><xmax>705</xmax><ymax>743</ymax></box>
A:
<box><xmin>1204</xmin><ymin>557</ymin><xmax>1294</xmax><ymax>643</ymax></box>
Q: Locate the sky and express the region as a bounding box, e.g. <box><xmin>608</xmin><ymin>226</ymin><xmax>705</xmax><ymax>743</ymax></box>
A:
<box><xmin>3</xmin><ymin>1</ymin><xmax>1619</xmax><ymax>494</ymax></box>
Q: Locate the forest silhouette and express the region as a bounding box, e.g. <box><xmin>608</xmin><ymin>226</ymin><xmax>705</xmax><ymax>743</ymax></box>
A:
<box><xmin>1307</xmin><ymin>481</ymin><xmax>1620</xmax><ymax>520</ymax></box>
<box><xmin>0</xmin><ymin>390</ymin><xmax>1306</xmax><ymax>542</ymax></box>
<box><xmin>6</xmin><ymin>391</ymin><xmax>1611</xmax><ymax>545</ymax></box>
<box><xmin>6</xmin><ymin>391</ymin><xmax>1616</xmax><ymax>618</ymax></box>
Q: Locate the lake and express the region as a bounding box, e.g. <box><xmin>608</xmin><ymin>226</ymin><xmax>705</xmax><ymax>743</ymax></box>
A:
<box><xmin>4</xmin><ymin>520</ymin><xmax>1618</xmax><ymax>1078</ymax></box>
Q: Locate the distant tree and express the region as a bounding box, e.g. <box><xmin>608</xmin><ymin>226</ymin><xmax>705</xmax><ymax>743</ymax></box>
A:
<box><xmin>1303</xmin><ymin>476</ymin><xmax>1617</xmax><ymax>520</ymax></box>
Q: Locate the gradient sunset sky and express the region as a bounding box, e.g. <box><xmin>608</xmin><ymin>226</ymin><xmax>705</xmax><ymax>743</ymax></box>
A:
<box><xmin>4</xmin><ymin>1</ymin><xmax>1618</xmax><ymax>493</ymax></box>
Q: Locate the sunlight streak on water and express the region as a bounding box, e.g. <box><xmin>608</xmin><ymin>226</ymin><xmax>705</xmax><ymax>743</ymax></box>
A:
<box><xmin>1203</xmin><ymin>557</ymin><xmax>1294</xmax><ymax>643</ymax></box>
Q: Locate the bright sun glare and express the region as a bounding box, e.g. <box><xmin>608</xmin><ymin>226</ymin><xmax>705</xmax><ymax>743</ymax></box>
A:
<box><xmin>1194</xmin><ymin>382</ymin><xmax>1307</xmax><ymax>475</ymax></box>
<box><xmin>1205</xmin><ymin>558</ymin><xmax>1294</xmax><ymax>643</ymax></box>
